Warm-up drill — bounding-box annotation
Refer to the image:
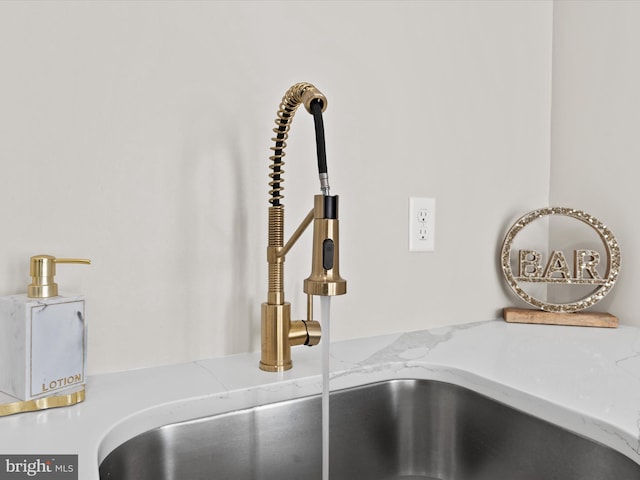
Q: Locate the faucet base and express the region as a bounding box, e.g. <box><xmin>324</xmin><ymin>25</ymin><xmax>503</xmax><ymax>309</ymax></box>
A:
<box><xmin>259</xmin><ymin>303</ymin><xmax>324</xmax><ymax>371</ymax></box>
<box><xmin>258</xmin><ymin>361</ymin><xmax>291</xmax><ymax>373</ymax></box>
<box><xmin>260</xmin><ymin>302</ymin><xmax>292</xmax><ymax>372</ymax></box>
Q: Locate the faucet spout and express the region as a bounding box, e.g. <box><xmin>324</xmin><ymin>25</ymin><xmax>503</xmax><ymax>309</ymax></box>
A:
<box><xmin>260</xmin><ymin>83</ymin><xmax>347</xmax><ymax>372</ymax></box>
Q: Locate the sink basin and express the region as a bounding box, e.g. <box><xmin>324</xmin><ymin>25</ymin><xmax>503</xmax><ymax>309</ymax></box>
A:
<box><xmin>99</xmin><ymin>379</ymin><xmax>640</xmax><ymax>479</ymax></box>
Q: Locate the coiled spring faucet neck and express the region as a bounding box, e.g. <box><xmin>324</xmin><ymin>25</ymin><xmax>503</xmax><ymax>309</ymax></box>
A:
<box><xmin>269</xmin><ymin>82</ymin><xmax>330</xmax><ymax>206</ymax></box>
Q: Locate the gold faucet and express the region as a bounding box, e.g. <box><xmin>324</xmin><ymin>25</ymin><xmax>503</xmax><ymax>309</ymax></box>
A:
<box><xmin>260</xmin><ymin>82</ymin><xmax>347</xmax><ymax>372</ymax></box>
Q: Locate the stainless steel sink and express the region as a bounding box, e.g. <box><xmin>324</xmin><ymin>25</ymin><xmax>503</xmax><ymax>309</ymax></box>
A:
<box><xmin>99</xmin><ymin>379</ymin><xmax>640</xmax><ymax>479</ymax></box>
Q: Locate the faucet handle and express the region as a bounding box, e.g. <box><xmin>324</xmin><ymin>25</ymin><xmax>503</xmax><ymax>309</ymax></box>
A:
<box><xmin>289</xmin><ymin>320</ymin><xmax>321</xmax><ymax>347</ymax></box>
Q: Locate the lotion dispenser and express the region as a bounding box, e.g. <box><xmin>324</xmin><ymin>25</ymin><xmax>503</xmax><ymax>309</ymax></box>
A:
<box><xmin>0</xmin><ymin>255</ymin><xmax>90</xmax><ymax>416</ymax></box>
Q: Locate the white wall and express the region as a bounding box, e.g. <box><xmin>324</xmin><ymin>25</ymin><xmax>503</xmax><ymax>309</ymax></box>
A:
<box><xmin>551</xmin><ymin>1</ymin><xmax>640</xmax><ymax>322</ymax></box>
<box><xmin>0</xmin><ymin>1</ymin><xmax>553</xmax><ymax>374</ymax></box>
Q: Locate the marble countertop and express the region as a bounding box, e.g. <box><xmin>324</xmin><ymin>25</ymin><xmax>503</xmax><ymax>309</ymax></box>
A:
<box><xmin>1</xmin><ymin>319</ymin><xmax>640</xmax><ymax>479</ymax></box>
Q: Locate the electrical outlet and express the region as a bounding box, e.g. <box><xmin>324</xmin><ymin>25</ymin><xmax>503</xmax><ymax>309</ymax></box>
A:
<box><xmin>409</xmin><ymin>197</ymin><xmax>435</xmax><ymax>252</ymax></box>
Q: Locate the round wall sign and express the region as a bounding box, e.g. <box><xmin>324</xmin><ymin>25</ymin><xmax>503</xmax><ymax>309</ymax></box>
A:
<box><xmin>501</xmin><ymin>207</ymin><xmax>621</xmax><ymax>313</ymax></box>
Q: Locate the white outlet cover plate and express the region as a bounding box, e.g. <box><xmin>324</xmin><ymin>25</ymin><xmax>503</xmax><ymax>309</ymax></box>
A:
<box><xmin>409</xmin><ymin>197</ymin><xmax>435</xmax><ymax>252</ymax></box>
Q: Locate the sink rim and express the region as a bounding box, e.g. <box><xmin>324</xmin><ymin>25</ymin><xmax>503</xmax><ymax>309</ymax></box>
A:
<box><xmin>97</xmin><ymin>364</ymin><xmax>640</xmax><ymax>469</ymax></box>
<box><xmin>99</xmin><ymin>377</ymin><xmax>640</xmax><ymax>480</ymax></box>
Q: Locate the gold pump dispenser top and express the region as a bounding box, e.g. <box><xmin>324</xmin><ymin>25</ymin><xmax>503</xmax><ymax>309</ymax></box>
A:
<box><xmin>28</xmin><ymin>255</ymin><xmax>91</xmax><ymax>298</ymax></box>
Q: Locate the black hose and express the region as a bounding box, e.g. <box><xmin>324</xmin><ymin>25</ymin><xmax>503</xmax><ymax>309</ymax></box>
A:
<box><xmin>311</xmin><ymin>99</ymin><xmax>328</xmax><ymax>176</ymax></box>
<box><xmin>270</xmin><ymin>97</ymin><xmax>327</xmax><ymax>206</ymax></box>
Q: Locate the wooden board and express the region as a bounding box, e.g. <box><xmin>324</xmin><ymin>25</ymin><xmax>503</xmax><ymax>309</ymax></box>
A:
<box><xmin>503</xmin><ymin>307</ymin><xmax>618</xmax><ymax>328</ymax></box>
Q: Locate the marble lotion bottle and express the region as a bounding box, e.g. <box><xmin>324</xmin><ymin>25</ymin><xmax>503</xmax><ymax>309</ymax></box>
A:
<box><xmin>0</xmin><ymin>255</ymin><xmax>90</xmax><ymax>414</ymax></box>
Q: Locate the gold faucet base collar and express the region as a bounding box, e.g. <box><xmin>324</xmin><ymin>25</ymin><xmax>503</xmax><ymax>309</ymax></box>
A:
<box><xmin>258</xmin><ymin>362</ymin><xmax>291</xmax><ymax>373</ymax></box>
